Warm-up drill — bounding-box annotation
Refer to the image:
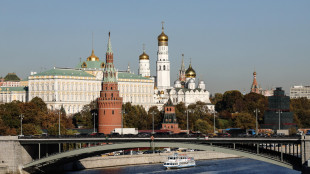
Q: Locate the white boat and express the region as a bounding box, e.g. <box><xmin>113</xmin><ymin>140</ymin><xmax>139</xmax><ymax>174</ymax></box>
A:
<box><xmin>163</xmin><ymin>153</ymin><xmax>196</xmax><ymax>169</ymax></box>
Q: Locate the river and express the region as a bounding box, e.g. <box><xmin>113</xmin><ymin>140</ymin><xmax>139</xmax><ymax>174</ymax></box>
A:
<box><xmin>64</xmin><ymin>158</ymin><xmax>300</xmax><ymax>174</ymax></box>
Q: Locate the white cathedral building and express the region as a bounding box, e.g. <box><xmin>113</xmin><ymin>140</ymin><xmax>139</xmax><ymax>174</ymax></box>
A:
<box><xmin>0</xmin><ymin>23</ymin><xmax>214</xmax><ymax>114</ymax></box>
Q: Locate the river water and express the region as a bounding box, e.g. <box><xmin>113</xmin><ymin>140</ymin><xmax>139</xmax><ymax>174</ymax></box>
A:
<box><xmin>64</xmin><ymin>158</ymin><xmax>300</xmax><ymax>174</ymax></box>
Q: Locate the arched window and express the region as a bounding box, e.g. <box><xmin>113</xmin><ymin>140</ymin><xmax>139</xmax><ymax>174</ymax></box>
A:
<box><xmin>159</xmin><ymin>66</ymin><xmax>161</xmax><ymax>70</ymax></box>
<box><xmin>112</xmin><ymin>110</ymin><xmax>114</xmax><ymax>115</ymax></box>
<box><xmin>163</xmin><ymin>65</ymin><xmax>166</xmax><ymax>70</ymax></box>
<box><xmin>111</xmin><ymin>93</ymin><xmax>113</xmax><ymax>98</ymax></box>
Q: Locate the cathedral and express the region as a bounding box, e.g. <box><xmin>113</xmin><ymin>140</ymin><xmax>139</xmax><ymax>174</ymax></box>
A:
<box><xmin>0</xmin><ymin>22</ymin><xmax>213</xmax><ymax>114</ymax></box>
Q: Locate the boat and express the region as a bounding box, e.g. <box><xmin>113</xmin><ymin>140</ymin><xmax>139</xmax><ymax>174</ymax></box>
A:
<box><xmin>163</xmin><ymin>153</ymin><xmax>196</xmax><ymax>169</ymax></box>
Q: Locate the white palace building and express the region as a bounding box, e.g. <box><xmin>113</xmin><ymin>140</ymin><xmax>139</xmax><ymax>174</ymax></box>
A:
<box><xmin>0</xmin><ymin>23</ymin><xmax>213</xmax><ymax>114</ymax></box>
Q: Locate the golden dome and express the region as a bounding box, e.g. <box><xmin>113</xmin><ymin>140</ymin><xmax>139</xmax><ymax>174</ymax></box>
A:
<box><xmin>185</xmin><ymin>63</ymin><xmax>196</xmax><ymax>78</ymax></box>
<box><xmin>87</xmin><ymin>50</ymin><xmax>99</xmax><ymax>61</ymax></box>
<box><xmin>160</xmin><ymin>90</ymin><xmax>164</xmax><ymax>94</ymax></box>
<box><xmin>139</xmin><ymin>51</ymin><xmax>149</xmax><ymax>60</ymax></box>
<box><xmin>158</xmin><ymin>32</ymin><xmax>168</xmax><ymax>42</ymax></box>
<box><xmin>253</xmin><ymin>71</ymin><xmax>257</xmax><ymax>76</ymax></box>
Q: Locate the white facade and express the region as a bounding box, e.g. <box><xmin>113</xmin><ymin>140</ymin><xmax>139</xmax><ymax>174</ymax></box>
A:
<box><xmin>139</xmin><ymin>59</ymin><xmax>150</xmax><ymax>77</ymax></box>
<box><xmin>28</xmin><ymin>68</ymin><xmax>101</xmax><ymax>114</ymax></box>
<box><xmin>290</xmin><ymin>85</ymin><xmax>310</xmax><ymax>99</ymax></box>
<box><xmin>156</xmin><ymin>44</ymin><xmax>170</xmax><ymax>90</ymax></box>
<box><xmin>0</xmin><ymin>87</ymin><xmax>27</xmax><ymax>104</ymax></box>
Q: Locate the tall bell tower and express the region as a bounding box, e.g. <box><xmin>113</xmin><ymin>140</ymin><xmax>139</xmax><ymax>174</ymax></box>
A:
<box><xmin>156</xmin><ymin>21</ymin><xmax>170</xmax><ymax>90</ymax></box>
<box><xmin>98</xmin><ymin>32</ymin><xmax>123</xmax><ymax>134</ymax></box>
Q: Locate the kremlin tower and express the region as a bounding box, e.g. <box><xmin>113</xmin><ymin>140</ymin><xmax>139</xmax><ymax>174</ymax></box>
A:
<box><xmin>156</xmin><ymin>21</ymin><xmax>170</xmax><ymax>90</ymax></box>
<box><xmin>161</xmin><ymin>98</ymin><xmax>181</xmax><ymax>133</ymax></box>
<box><xmin>250</xmin><ymin>71</ymin><xmax>260</xmax><ymax>94</ymax></box>
<box><xmin>178</xmin><ymin>54</ymin><xmax>186</xmax><ymax>87</ymax></box>
<box><xmin>98</xmin><ymin>32</ymin><xmax>123</xmax><ymax>134</ymax></box>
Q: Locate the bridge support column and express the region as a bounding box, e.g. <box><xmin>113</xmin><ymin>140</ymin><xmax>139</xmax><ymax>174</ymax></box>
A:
<box><xmin>289</xmin><ymin>144</ymin><xmax>291</xmax><ymax>155</ymax></box>
<box><xmin>256</xmin><ymin>143</ymin><xmax>259</xmax><ymax>154</ymax></box>
<box><xmin>38</xmin><ymin>143</ymin><xmax>41</xmax><ymax>159</ymax></box>
<box><xmin>293</xmin><ymin>144</ymin><xmax>295</xmax><ymax>157</ymax></box>
<box><xmin>301</xmin><ymin>135</ymin><xmax>310</xmax><ymax>165</ymax></box>
<box><xmin>233</xmin><ymin>143</ymin><xmax>235</xmax><ymax>149</ymax></box>
<box><xmin>285</xmin><ymin>144</ymin><xmax>287</xmax><ymax>154</ymax></box>
<box><xmin>46</xmin><ymin>144</ymin><xmax>48</xmax><ymax>157</ymax></box>
<box><xmin>281</xmin><ymin>143</ymin><xmax>283</xmax><ymax>162</ymax></box>
<box><xmin>59</xmin><ymin>143</ymin><xmax>61</xmax><ymax>153</ymax></box>
<box><xmin>80</xmin><ymin>143</ymin><xmax>82</xmax><ymax>149</ymax></box>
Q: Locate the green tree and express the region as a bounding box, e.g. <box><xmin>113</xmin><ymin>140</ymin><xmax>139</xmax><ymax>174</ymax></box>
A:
<box><xmin>194</xmin><ymin>119</ymin><xmax>212</xmax><ymax>134</ymax></box>
<box><xmin>233</xmin><ymin>113</ymin><xmax>255</xmax><ymax>129</ymax></box>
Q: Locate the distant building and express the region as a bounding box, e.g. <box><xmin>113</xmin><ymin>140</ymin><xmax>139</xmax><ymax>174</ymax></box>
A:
<box><xmin>249</xmin><ymin>71</ymin><xmax>274</xmax><ymax>96</ymax></box>
<box><xmin>161</xmin><ymin>98</ymin><xmax>181</xmax><ymax>133</ymax></box>
<box><xmin>290</xmin><ymin>85</ymin><xmax>310</xmax><ymax>99</ymax></box>
<box><xmin>260</xmin><ymin>87</ymin><xmax>296</xmax><ymax>131</ymax></box>
<box><xmin>1</xmin><ymin>73</ymin><xmax>21</xmax><ymax>87</ymax></box>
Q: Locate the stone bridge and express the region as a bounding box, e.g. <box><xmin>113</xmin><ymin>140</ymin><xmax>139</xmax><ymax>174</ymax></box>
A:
<box><xmin>1</xmin><ymin>136</ymin><xmax>310</xmax><ymax>173</ymax></box>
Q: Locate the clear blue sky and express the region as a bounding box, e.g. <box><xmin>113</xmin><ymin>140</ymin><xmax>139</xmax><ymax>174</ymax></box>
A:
<box><xmin>1</xmin><ymin>0</ymin><xmax>309</xmax><ymax>94</ymax></box>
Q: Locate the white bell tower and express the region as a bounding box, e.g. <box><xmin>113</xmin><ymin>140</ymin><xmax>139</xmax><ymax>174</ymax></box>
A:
<box><xmin>138</xmin><ymin>44</ymin><xmax>150</xmax><ymax>77</ymax></box>
<box><xmin>156</xmin><ymin>21</ymin><xmax>170</xmax><ymax>90</ymax></box>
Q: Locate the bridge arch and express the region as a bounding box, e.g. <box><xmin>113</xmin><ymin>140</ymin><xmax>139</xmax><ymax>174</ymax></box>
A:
<box><xmin>23</xmin><ymin>142</ymin><xmax>294</xmax><ymax>172</ymax></box>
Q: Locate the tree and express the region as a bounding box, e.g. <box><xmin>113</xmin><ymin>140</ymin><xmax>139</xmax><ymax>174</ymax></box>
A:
<box><xmin>233</xmin><ymin>113</ymin><xmax>255</xmax><ymax>129</ymax></box>
<box><xmin>194</xmin><ymin>119</ymin><xmax>212</xmax><ymax>134</ymax></box>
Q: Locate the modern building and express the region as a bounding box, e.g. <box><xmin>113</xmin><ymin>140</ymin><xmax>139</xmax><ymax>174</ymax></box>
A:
<box><xmin>98</xmin><ymin>33</ymin><xmax>123</xmax><ymax>134</ymax></box>
<box><xmin>290</xmin><ymin>85</ymin><xmax>310</xmax><ymax>99</ymax></box>
<box><xmin>260</xmin><ymin>87</ymin><xmax>296</xmax><ymax>131</ymax></box>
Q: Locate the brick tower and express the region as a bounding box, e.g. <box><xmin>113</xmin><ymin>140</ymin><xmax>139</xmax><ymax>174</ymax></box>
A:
<box><xmin>161</xmin><ymin>98</ymin><xmax>181</xmax><ymax>133</ymax></box>
<box><xmin>98</xmin><ymin>32</ymin><xmax>123</xmax><ymax>134</ymax></box>
<box><xmin>251</xmin><ymin>71</ymin><xmax>260</xmax><ymax>94</ymax></box>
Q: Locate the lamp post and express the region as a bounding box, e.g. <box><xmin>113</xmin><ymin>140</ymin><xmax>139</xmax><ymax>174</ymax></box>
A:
<box><xmin>121</xmin><ymin>110</ymin><xmax>126</xmax><ymax>136</ymax></box>
<box><xmin>92</xmin><ymin>112</ymin><xmax>97</xmax><ymax>133</ymax></box>
<box><xmin>276</xmin><ymin>110</ymin><xmax>282</xmax><ymax>130</ymax></box>
<box><xmin>58</xmin><ymin>110</ymin><xmax>61</xmax><ymax>136</ymax></box>
<box><xmin>213</xmin><ymin>110</ymin><xmax>217</xmax><ymax>134</ymax></box>
<box><xmin>254</xmin><ymin>109</ymin><xmax>260</xmax><ymax>135</ymax></box>
<box><xmin>150</xmin><ymin>111</ymin><xmax>156</xmax><ymax>134</ymax></box>
<box><xmin>186</xmin><ymin>109</ymin><xmax>193</xmax><ymax>135</ymax></box>
<box><xmin>19</xmin><ymin>114</ymin><xmax>24</xmax><ymax>136</ymax></box>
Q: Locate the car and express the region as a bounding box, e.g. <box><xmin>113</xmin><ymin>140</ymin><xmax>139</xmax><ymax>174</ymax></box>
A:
<box><xmin>143</xmin><ymin>150</ymin><xmax>153</xmax><ymax>154</ymax></box>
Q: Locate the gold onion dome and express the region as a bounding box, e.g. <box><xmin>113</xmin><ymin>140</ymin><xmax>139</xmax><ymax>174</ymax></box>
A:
<box><xmin>253</xmin><ymin>71</ymin><xmax>257</xmax><ymax>76</ymax></box>
<box><xmin>185</xmin><ymin>63</ymin><xmax>196</xmax><ymax>78</ymax></box>
<box><xmin>158</xmin><ymin>32</ymin><xmax>168</xmax><ymax>42</ymax></box>
<box><xmin>87</xmin><ymin>49</ymin><xmax>99</xmax><ymax>61</ymax></box>
<box><xmin>139</xmin><ymin>51</ymin><xmax>149</xmax><ymax>60</ymax></box>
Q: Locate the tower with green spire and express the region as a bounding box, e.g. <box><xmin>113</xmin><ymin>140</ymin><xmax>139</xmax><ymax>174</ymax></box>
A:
<box><xmin>98</xmin><ymin>32</ymin><xmax>123</xmax><ymax>134</ymax></box>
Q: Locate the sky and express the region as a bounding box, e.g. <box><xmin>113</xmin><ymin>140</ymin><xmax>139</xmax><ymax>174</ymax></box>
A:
<box><xmin>0</xmin><ymin>0</ymin><xmax>309</xmax><ymax>95</ymax></box>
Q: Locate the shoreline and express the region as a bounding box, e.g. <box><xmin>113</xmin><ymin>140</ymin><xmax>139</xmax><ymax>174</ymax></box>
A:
<box><xmin>64</xmin><ymin>151</ymin><xmax>241</xmax><ymax>171</ymax></box>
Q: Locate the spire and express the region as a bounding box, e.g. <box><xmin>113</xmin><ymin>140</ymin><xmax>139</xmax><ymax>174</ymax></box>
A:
<box><xmin>161</xmin><ymin>21</ymin><xmax>164</xmax><ymax>32</ymax></box>
<box><xmin>251</xmin><ymin>71</ymin><xmax>259</xmax><ymax>93</ymax></box>
<box><xmin>181</xmin><ymin>54</ymin><xmax>185</xmax><ymax>71</ymax></box>
<box><xmin>107</xmin><ymin>32</ymin><xmax>113</xmax><ymax>53</ymax></box>
<box><xmin>127</xmin><ymin>63</ymin><xmax>131</xmax><ymax>73</ymax></box>
<box><xmin>143</xmin><ymin>43</ymin><xmax>145</xmax><ymax>53</ymax></box>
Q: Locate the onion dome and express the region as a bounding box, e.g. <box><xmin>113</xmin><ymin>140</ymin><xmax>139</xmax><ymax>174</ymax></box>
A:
<box><xmin>174</xmin><ymin>79</ymin><xmax>181</xmax><ymax>85</ymax></box>
<box><xmin>160</xmin><ymin>90</ymin><xmax>164</xmax><ymax>95</ymax></box>
<box><xmin>253</xmin><ymin>71</ymin><xmax>257</xmax><ymax>76</ymax></box>
<box><xmin>199</xmin><ymin>80</ymin><xmax>205</xmax><ymax>84</ymax></box>
<box><xmin>188</xmin><ymin>79</ymin><xmax>195</xmax><ymax>83</ymax></box>
<box><xmin>158</xmin><ymin>32</ymin><xmax>168</xmax><ymax>42</ymax></box>
<box><xmin>87</xmin><ymin>50</ymin><xmax>99</xmax><ymax>61</ymax></box>
<box><xmin>158</xmin><ymin>21</ymin><xmax>168</xmax><ymax>45</ymax></box>
<box><xmin>185</xmin><ymin>63</ymin><xmax>196</xmax><ymax>78</ymax></box>
<box><xmin>139</xmin><ymin>44</ymin><xmax>149</xmax><ymax>60</ymax></box>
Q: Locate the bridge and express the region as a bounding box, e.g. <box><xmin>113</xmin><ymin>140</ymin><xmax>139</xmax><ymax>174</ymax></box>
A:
<box><xmin>1</xmin><ymin>136</ymin><xmax>310</xmax><ymax>173</ymax></box>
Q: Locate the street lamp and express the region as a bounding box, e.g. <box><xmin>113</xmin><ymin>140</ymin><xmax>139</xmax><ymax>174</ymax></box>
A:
<box><xmin>254</xmin><ymin>109</ymin><xmax>260</xmax><ymax>135</ymax></box>
<box><xmin>121</xmin><ymin>110</ymin><xmax>126</xmax><ymax>136</ymax></box>
<box><xmin>150</xmin><ymin>111</ymin><xmax>156</xmax><ymax>134</ymax></box>
<box><xmin>92</xmin><ymin>112</ymin><xmax>97</xmax><ymax>133</ymax></box>
<box><xmin>276</xmin><ymin>110</ymin><xmax>282</xmax><ymax>130</ymax></box>
<box><xmin>59</xmin><ymin>110</ymin><xmax>61</xmax><ymax>136</ymax></box>
<box><xmin>186</xmin><ymin>109</ymin><xmax>193</xmax><ymax>135</ymax></box>
<box><xmin>212</xmin><ymin>110</ymin><xmax>217</xmax><ymax>134</ymax></box>
<box><xmin>19</xmin><ymin>114</ymin><xmax>24</xmax><ymax>136</ymax></box>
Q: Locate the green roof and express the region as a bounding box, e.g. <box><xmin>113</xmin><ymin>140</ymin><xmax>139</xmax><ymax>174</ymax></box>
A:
<box><xmin>32</xmin><ymin>68</ymin><xmax>94</xmax><ymax>77</ymax></box>
<box><xmin>4</xmin><ymin>73</ymin><xmax>21</xmax><ymax>82</ymax></box>
<box><xmin>118</xmin><ymin>72</ymin><xmax>150</xmax><ymax>80</ymax></box>
<box><xmin>75</xmin><ymin>60</ymin><xmax>105</xmax><ymax>69</ymax></box>
<box><xmin>0</xmin><ymin>86</ymin><xmax>27</xmax><ymax>92</ymax></box>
